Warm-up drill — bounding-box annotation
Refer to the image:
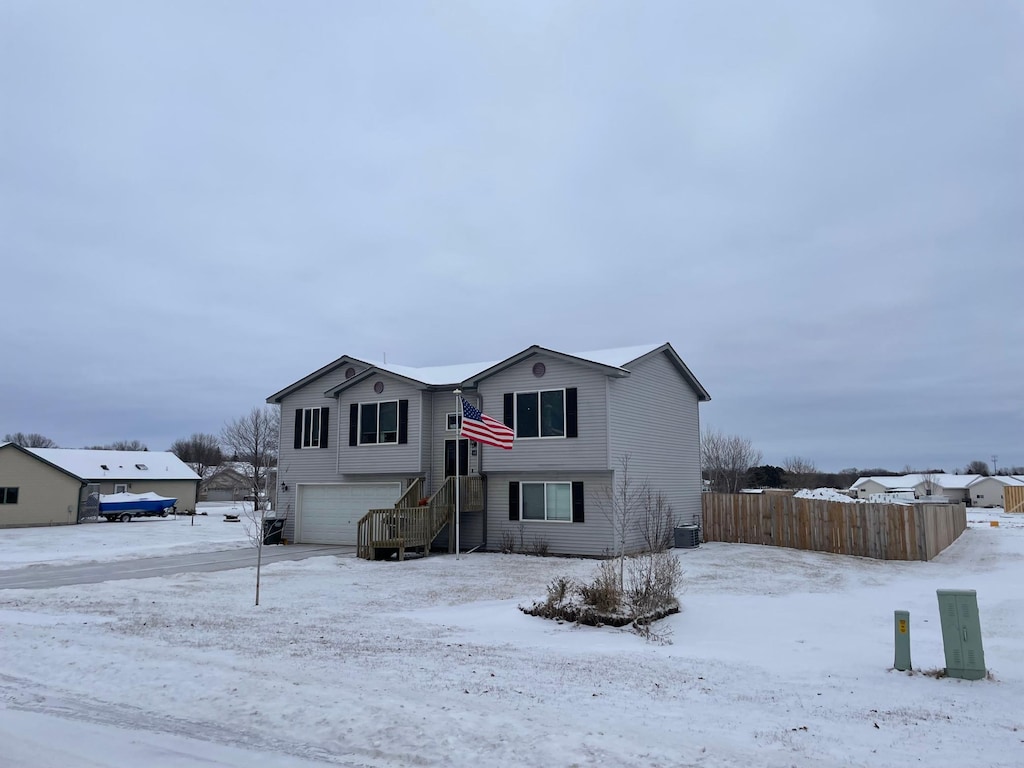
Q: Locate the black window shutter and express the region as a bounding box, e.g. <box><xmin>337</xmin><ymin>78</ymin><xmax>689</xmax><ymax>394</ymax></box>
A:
<box><xmin>572</xmin><ymin>481</ymin><xmax>585</xmax><ymax>523</ymax></box>
<box><xmin>566</xmin><ymin>388</ymin><xmax>578</xmax><ymax>438</ymax></box>
<box><xmin>503</xmin><ymin>393</ymin><xmax>514</xmax><ymax>428</ymax></box>
<box><xmin>348</xmin><ymin>404</ymin><xmax>359</xmax><ymax>446</ymax></box>
<box><xmin>508</xmin><ymin>481</ymin><xmax>520</xmax><ymax>521</ymax></box>
<box><xmin>319</xmin><ymin>407</ymin><xmax>329</xmax><ymax>449</ymax></box>
<box><xmin>398</xmin><ymin>399</ymin><xmax>409</xmax><ymax>444</ymax></box>
<box><xmin>294</xmin><ymin>409</ymin><xmax>303</xmax><ymax>450</ymax></box>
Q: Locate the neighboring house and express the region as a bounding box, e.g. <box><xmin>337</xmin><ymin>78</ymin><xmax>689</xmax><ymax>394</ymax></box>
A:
<box><xmin>966</xmin><ymin>475</ymin><xmax>1024</xmax><ymax>508</ymax></box>
<box><xmin>850</xmin><ymin>474</ymin><xmax>982</xmax><ymax>503</ymax></box>
<box><xmin>26</xmin><ymin>448</ymin><xmax>201</xmax><ymax>519</ymax></box>
<box><xmin>200</xmin><ymin>463</ymin><xmax>278</xmax><ymax>506</ymax></box>
<box><xmin>267</xmin><ymin>343</ymin><xmax>710</xmax><ymax>557</ymax></box>
<box><xmin>0</xmin><ymin>442</ymin><xmax>89</xmax><ymax>527</ymax></box>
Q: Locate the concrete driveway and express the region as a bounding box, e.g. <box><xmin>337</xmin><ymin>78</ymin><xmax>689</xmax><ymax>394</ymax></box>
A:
<box><xmin>0</xmin><ymin>544</ymin><xmax>354</xmax><ymax>590</ymax></box>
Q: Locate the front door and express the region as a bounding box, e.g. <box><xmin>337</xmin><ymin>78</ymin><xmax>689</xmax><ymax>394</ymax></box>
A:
<box><xmin>444</xmin><ymin>439</ymin><xmax>469</xmax><ymax>478</ymax></box>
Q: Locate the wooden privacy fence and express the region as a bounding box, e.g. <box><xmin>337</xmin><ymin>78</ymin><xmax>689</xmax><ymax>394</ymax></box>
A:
<box><xmin>702</xmin><ymin>493</ymin><xmax>967</xmax><ymax>561</ymax></box>
<box><xmin>1005</xmin><ymin>486</ymin><xmax>1024</xmax><ymax>514</ymax></box>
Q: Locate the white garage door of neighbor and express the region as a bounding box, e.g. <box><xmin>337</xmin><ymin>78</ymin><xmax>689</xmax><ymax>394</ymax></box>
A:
<box><xmin>297</xmin><ymin>483</ymin><xmax>402</xmax><ymax>545</ymax></box>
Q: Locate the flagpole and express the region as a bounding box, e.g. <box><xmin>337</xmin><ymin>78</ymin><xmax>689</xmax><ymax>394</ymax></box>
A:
<box><xmin>453</xmin><ymin>388</ymin><xmax>461</xmax><ymax>561</ymax></box>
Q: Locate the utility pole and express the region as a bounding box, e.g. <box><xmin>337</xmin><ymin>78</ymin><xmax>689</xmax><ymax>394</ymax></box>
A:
<box><xmin>992</xmin><ymin>455</ymin><xmax>998</xmax><ymax>475</ymax></box>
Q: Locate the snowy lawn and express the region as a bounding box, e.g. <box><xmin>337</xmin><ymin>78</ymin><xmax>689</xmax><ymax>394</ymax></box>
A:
<box><xmin>1</xmin><ymin>509</ymin><xmax>1022</xmax><ymax>767</ymax></box>
<box><xmin>0</xmin><ymin>502</ymin><xmax>254</xmax><ymax>570</ymax></box>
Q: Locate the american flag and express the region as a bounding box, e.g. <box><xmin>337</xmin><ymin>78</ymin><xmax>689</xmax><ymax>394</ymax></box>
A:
<box><xmin>460</xmin><ymin>398</ymin><xmax>514</xmax><ymax>450</ymax></box>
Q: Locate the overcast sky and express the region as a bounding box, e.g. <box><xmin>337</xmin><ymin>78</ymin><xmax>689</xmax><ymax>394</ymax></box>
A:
<box><xmin>2</xmin><ymin>1</ymin><xmax>1021</xmax><ymax>473</ymax></box>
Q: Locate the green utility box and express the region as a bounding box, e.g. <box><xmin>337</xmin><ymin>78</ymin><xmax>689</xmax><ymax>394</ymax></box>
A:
<box><xmin>936</xmin><ymin>589</ymin><xmax>987</xmax><ymax>680</ymax></box>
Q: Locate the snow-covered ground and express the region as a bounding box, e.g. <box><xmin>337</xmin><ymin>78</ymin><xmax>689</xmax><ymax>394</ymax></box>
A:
<box><xmin>1</xmin><ymin>507</ymin><xmax>1022</xmax><ymax>767</ymax></box>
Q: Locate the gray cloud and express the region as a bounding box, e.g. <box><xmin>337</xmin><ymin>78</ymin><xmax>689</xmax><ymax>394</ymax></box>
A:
<box><xmin>2</xmin><ymin>1</ymin><xmax>1021</xmax><ymax>471</ymax></box>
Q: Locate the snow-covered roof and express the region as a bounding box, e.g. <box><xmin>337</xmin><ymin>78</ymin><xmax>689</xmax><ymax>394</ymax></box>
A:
<box><xmin>273</xmin><ymin>341</ymin><xmax>709</xmax><ymax>402</ymax></box>
<box><xmin>26</xmin><ymin>449</ymin><xmax>200</xmax><ymax>481</ymax></box>
<box><xmin>359</xmin><ymin>359</ymin><xmax>504</xmax><ymax>386</ymax></box>
<box><xmin>851</xmin><ymin>474</ymin><xmax>982</xmax><ymax>491</ymax></box>
<box><xmin>361</xmin><ymin>344</ymin><xmax>664</xmax><ymax>385</ymax></box>
<box><xmin>966</xmin><ymin>475</ymin><xmax>1024</xmax><ymax>487</ymax></box>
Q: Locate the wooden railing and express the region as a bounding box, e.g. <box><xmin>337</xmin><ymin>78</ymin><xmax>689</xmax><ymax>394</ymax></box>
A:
<box><xmin>394</xmin><ymin>478</ymin><xmax>424</xmax><ymax>509</ymax></box>
<box><xmin>430</xmin><ymin>475</ymin><xmax>484</xmax><ymax>513</ymax></box>
<box><xmin>357</xmin><ymin>476</ymin><xmax>484</xmax><ymax>560</ymax></box>
<box><xmin>356</xmin><ymin>504</ymin><xmax>451</xmax><ymax>560</ymax></box>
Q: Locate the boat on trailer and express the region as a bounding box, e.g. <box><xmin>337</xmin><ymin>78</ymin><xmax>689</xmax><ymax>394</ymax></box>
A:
<box><xmin>98</xmin><ymin>492</ymin><xmax>178</xmax><ymax>522</ymax></box>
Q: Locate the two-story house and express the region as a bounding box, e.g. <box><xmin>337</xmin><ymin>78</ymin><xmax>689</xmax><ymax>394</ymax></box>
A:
<box><xmin>266</xmin><ymin>342</ymin><xmax>709</xmax><ymax>558</ymax></box>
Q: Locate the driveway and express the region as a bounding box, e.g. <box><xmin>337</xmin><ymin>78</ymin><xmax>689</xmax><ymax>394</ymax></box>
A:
<box><xmin>0</xmin><ymin>544</ymin><xmax>354</xmax><ymax>590</ymax></box>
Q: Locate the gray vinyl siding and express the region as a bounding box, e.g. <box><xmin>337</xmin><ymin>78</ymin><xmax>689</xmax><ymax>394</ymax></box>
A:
<box><xmin>335</xmin><ymin>377</ymin><xmax>424</xmax><ymax>474</ymax></box>
<box><xmin>486</xmin><ymin>472</ymin><xmax>614</xmax><ymax>557</ymax></box>
<box><xmin>477</xmin><ymin>354</ymin><xmax>610</xmax><ymax>474</ymax></box>
<box><xmin>434</xmin><ymin>510</ymin><xmax>484</xmax><ymax>551</ymax></box>
<box><xmin>608</xmin><ymin>351</ymin><xmax>703</xmax><ymax>539</ymax></box>
<box><xmin>274</xmin><ymin>366</ymin><xmax>420</xmax><ymax>541</ymax></box>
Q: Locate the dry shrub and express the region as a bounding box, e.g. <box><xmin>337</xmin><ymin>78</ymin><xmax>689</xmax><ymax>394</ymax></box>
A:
<box><xmin>579</xmin><ymin>560</ymin><xmax>622</xmax><ymax>614</ymax></box>
<box><xmin>521</xmin><ymin>553</ymin><xmax>681</xmax><ymax>638</ymax></box>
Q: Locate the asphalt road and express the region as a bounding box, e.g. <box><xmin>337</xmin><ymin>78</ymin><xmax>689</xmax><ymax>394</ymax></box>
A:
<box><xmin>0</xmin><ymin>544</ymin><xmax>354</xmax><ymax>590</ymax></box>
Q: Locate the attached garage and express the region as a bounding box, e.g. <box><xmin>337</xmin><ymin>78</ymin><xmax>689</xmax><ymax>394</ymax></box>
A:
<box><xmin>296</xmin><ymin>482</ymin><xmax>402</xmax><ymax>544</ymax></box>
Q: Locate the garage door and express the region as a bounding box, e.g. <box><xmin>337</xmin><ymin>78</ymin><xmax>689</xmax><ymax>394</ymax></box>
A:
<box><xmin>296</xmin><ymin>483</ymin><xmax>402</xmax><ymax>545</ymax></box>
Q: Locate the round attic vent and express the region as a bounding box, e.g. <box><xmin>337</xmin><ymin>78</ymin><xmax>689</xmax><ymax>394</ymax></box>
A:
<box><xmin>374</xmin><ymin>381</ymin><xmax>384</xmax><ymax>394</ymax></box>
<box><xmin>345</xmin><ymin>367</ymin><xmax>356</xmax><ymax>379</ymax></box>
<box><xmin>532</xmin><ymin>362</ymin><xmax>546</xmax><ymax>378</ymax></box>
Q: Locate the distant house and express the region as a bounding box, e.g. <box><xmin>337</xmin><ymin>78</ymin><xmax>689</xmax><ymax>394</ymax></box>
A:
<box><xmin>0</xmin><ymin>442</ymin><xmax>89</xmax><ymax>527</ymax></box>
<box><xmin>0</xmin><ymin>446</ymin><xmax>201</xmax><ymax>527</ymax></box>
<box><xmin>966</xmin><ymin>475</ymin><xmax>1024</xmax><ymax>508</ymax></box>
<box><xmin>200</xmin><ymin>463</ymin><xmax>278</xmax><ymax>505</ymax></box>
<box><xmin>267</xmin><ymin>343</ymin><xmax>710</xmax><ymax>556</ymax></box>
<box><xmin>850</xmin><ymin>474</ymin><xmax>982</xmax><ymax>504</ymax></box>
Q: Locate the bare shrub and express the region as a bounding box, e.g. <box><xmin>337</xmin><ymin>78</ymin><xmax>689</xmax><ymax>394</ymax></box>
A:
<box><xmin>499</xmin><ymin>529</ymin><xmax>516</xmax><ymax>554</ymax></box>
<box><xmin>522</xmin><ymin>553</ymin><xmax>681</xmax><ymax>639</ymax></box>
<box><xmin>530</xmin><ymin>538</ymin><xmax>550</xmax><ymax>557</ymax></box>
<box><xmin>641</xmin><ymin>490</ymin><xmax>675</xmax><ymax>553</ymax></box>
<box><xmin>579</xmin><ymin>560</ymin><xmax>622</xmax><ymax>614</ymax></box>
<box><xmin>625</xmin><ymin>552</ymin><xmax>682</xmax><ymax>621</ymax></box>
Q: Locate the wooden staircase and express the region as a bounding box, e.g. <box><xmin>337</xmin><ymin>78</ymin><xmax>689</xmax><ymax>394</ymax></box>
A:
<box><xmin>356</xmin><ymin>476</ymin><xmax>486</xmax><ymax>561</ymax></box>
<box><xmin>357</xmin><ymin>477</ymin><xmax>450</xmax><ymax>561</ymax></box>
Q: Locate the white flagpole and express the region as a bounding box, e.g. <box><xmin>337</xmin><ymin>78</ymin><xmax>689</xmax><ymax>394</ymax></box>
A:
<box><xmin>453</xmin><ymin>388</ymin><xmax>461</xmax><ymax>560</ymax></box>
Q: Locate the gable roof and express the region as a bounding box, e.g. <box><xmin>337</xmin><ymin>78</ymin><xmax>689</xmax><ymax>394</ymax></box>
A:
<box><xmin>0</xmin><ymin>442</ymin><xmax>88</xmax><ymax>483</ymax></box>
<box><xmin>966</xmin><ymin>475</ymin><xmax>1024</xmax><ymax>487</ymax></box>
<box><xmin>270</xmin><ymin>342</ymin><xmax>711</xmax><ymax>403</ymax></box>
<box><xmin>851</xmin><ymin>474</ymin><xmax>982</xmax><ymax>491</ymax></box>
<box><xmin>26</xmin><ymin>448</ymin><xmax>201</xmax><ymax>482</ymax></box>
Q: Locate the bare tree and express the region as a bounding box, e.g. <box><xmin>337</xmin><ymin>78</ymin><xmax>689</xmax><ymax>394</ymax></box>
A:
<box><xmin>639</xmin><ymin>489</ymin><xmax>675</xmax><ymax>553</ymax></box>
<box><xmin>596</xmin><ymin>455</ymin><xmax>649</xmax><ymax>588</ymax></box>
<box><xmin>919</xmin><ymin>470</ymin><xmax>939</xmax><ymax>498</ymax></box>
<box><xmin>221</xmin><ymin>406</ymin><xmax>280</xmax><ymax>606</ymax></box>
<box><xmin>783</xmin><ymin>456</ymin><xmax>818</xmax><ymax>489</ymax></box>
<box><xmin>964</xmin><ymin>460</ymin><xmax>991</xmax><ymax>476</ymax></box>
<box><xmin>3</xmin><ymin>432</ymin><xmax>58</xmax><ymax>448</ymax></box>
<box><xmin>109</xmin><ymin>440</ymin><xmax>149</xmax><ymax>451</ymax></box>
<box><xmin>84</xmin><ymin>440</ymin><xmax>149</xmax><ymax>451</ymax></box>
<box><xmin>701</xmin><ymin>429</ymin><xmax>763</xmax><ymax>493</ymax></box>
<box><xmin>169</xmin><ymin>433</ymin><xmax>224</xmax><ymax>479</ymax></box>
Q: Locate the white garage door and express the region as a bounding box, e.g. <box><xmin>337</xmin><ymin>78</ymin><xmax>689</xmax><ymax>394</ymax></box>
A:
<box><xmin>296</xmin><ymin>483</ymin><xmax>402</xmax><ymax>545</ymax></box>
